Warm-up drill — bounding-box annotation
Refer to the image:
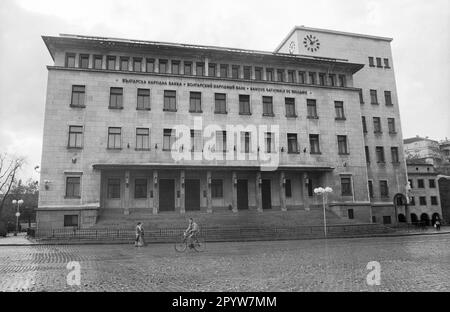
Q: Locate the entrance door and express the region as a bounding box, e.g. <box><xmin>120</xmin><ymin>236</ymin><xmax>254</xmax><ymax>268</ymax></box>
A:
<box><xmin>237</xmin><ymin>179</ymin><xmax>249</xmax><ymax>210</ymax></box>
<box><xmin>261</xmin><ymin>179</ymin><xmax>272</xmax><ymax>210</ymax></box>
<box><xmin>159</xmin><ymin>179</ymin><xmax>175</xmax><ymax>212</ymax></box>
<box><xmin>185</xmin><ymin>179</ymin><xmax>200</xmax><ymax>211</ymax></box>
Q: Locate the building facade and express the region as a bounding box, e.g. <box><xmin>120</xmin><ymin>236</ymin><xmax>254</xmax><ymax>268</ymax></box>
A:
<box><xmin>37</xmin><ymin>27</ymin><xmax>408</xmax><ymax>229</ymax></box>
<box><xmin>403</xmin><ymin>136</ymin><xmax>442</xmax><ymax>165</ymax></box>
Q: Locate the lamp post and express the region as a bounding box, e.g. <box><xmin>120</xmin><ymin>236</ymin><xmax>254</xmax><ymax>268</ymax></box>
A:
<box><xmin>12</xmin><ymin>199</ymin><xmax>24</xmax><ymax>236</ymax></box>
<box><xmin>314</xmin><ymin>187</ymin><xmax>333</xmax><ymax>237</ymax></box>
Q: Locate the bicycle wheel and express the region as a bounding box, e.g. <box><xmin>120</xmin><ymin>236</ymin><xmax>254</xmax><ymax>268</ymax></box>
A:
<box><xmin>193</xmin><ymin>237</ymin><xmax>205</xmax><ymax>252</ymax></box>
<box><xmin>174</xmin><ymin>237</ymin><xmax>187</xmax><ymax>252</ymax></box>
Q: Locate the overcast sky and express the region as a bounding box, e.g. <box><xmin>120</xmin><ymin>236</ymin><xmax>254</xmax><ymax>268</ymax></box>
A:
<box><xmin>0</xmin><ymin>0</ymin><xmax>449</xmax><ymax>181</ymax></box>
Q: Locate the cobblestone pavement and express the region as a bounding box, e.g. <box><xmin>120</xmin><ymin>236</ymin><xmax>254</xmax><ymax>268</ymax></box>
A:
<box><xmin>0</xmin><ymin>234</ymin><xmax>449</xmax><ymax>292</ymax></box>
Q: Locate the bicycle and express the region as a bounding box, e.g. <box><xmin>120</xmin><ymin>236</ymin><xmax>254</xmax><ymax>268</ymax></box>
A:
<box><xmin>174</xmin><ymin>232</ymin><xmax>205</xmax><ymax>252</ymax></box>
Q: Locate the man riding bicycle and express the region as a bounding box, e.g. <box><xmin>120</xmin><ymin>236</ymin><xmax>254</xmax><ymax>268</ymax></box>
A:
<box><xmin>185</xmin><ymin>218</ymin><xmax>200</xmax><ymax>246</ymax></box>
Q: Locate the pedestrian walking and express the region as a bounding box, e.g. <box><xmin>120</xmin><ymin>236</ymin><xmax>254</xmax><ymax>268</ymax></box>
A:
<box><xmin>435</xmin><ymin>219</ymin><xmax>441</xmax><ymax>231</ymax></box>
<box><xmin>135</xmin><ymin>222</ymin><xmax>145</xmax><ymax>247</ymax></box>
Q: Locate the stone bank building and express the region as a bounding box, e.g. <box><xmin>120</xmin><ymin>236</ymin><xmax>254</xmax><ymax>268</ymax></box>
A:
<box><xmin>37</xmin><ymin>26</ymin><xmax>408</xmax><ymax>229</ymax></box>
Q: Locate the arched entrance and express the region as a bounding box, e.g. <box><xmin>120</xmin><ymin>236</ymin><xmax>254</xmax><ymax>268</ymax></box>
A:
<box><xmin>398</xmin><ymin>214</ymin><xmax>406</xmax><ymax>223</ymax></box>
<box><xmin>410</xmin><ymin>213</ymin><xmax>418</xmax><ymax>223</ymax></box>
<box><xmin>431</xmin><ymin>213</ymin><xmax>441</xmax><ymax>225</ymax></box>
<box><xmin>420</xmin><ymin>213</ymin><xmax>430</xmax><ymax>226</ymax></box>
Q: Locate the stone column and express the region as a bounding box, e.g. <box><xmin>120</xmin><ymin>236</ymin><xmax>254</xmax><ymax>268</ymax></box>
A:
<box><xmin>302</xmin><ymin>172</ymin><xmax>310</xmax><ymax>211</ymax></box>
<box><xmin>152</xmin><ymin>170</ymin><xmax>159</xmax><ymax>215</ymax></box>
<box><xmin>204</xmin><ymin>58</ymin><xmax>209</xmax><ymax>77</ymax></box>
<box><xmin>280</xmin><ymin>171</ymin><xmax>287</xmax><ymax>211</ymax></box>
<box><xmin>207</xmin><ymin>171</ymin><xmax>212</xmax><ymax>213</ymax></box>
<box><xmin>256</xmin><ymin>172</ymin><xmax>262</xmax><ymax>212</ymax></box>
<box><xmin>124</xmin><ymin>170</ymin><xmax>130</xmax><ymax>215</ymax></box>
<box><xmin>232</xmin><ymin>171</ymin><xmax>238</xmax><ymax>213</ymax></box>
<box><xmin>180</xmin><ymin>170</ymin><xmax>185</xmax><ymax>214</ymax></box>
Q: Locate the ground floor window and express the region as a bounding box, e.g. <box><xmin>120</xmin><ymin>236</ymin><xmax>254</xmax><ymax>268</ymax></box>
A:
<box><xmin>65</xmin><ymin>177</ymin><xmax>81</xmax><ymax>198</ymax></box>
<box><xmin>64</xmin><ymin>215</ymin><xmax>78</xmax><ymax>227</ymax></box>
<box><xmin>134</xmin><ymin>179</ymin><xmax>147</xmax><ymax>198</ymax></box>
<box><xmin>372</xmin><ymin>216</ymin><xmax>377</xmax><ymax>223</ymax></box>
<box><xmin>211</xmin><ymin>179</ymin><xmax>223</xmax><ymax>198</ymax></box>
<box><xmin>107</xmin><ymin>178</ymin><xmax>121</xmax><ymax>199</ymax></box>
<box><xmin>383</xmin><ymin>216</ymin><xmax>391</xmax><ymax>224</ymax></box>
<box><xmin>348</xmin><ymin>209</ymin><xmax>354</xmax><ymax>219</ymax></box>
<box><xmin>285</xmin><ymin>179</ymin><xmax>292</xmax><ymax>197</ymax></box>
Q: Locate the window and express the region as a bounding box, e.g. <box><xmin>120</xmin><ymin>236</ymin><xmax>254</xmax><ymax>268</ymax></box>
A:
<box><xmin>285</xmin><ymin>179</ymin><xmax>292</xmax><ymax>198</ymax></box>
<box><xmin>376</xmin><ymin>57</ymin><xmax>382</xmax><ymax>68</ymax></box>
<box><xmin>184</xmin><ymin>62</ymin><xmax>192</xmax><ymax>75</ymax></box>
<box><xmin>319</xmin><ymin>73</ymin><xmax>326</xmax><ymax>86</ymax></box>
<box><xmin>107</xmin><ymin>127</ymin><xmax>121</xmax><ymax>149</ymax></box>
<box><xmin>64</xmin><ymin>215</ymin><xmax>78</xmax><ymax>227</ymax></box>
<box><xmin>285</xmin><ymin>98</ymin><xmax>296</xmax><ymax>117</ymax></box>
<box><xmin>287</xmin><ymin>133</ymin><xmax>298</xmax><ymax>153</ymax></box>
<box><xmin>431</xmin><ymin>196</ymin><xmax>438</xmax><ymax>205</ymax></box>
<box><xmin>410</xmin><ymin>196</ymin><xmax>415</xmax><ymax>205</ymax></box>
<box><xmin>109</xmin><ymin>87</ymin><xmax>123</xmax><ymax>109</ymax></box>
<box><xmin>384</xmin><ymin>58</ymin><xmax>390</xmax><ymax>68</ymax></box>
<box><xmin>190</xmin><ymin>130</ymin><xmax>202</xmax><ymax>152</ymax></box>
<box><xmin>120</xmin><ymin>57</ymin><xmax>129</xmax><ymax>71</ymax></box>
<box><xmin>373</xmin><ymin>117</ymin><xmax>382</xmax><ymax>133</ymax></box>
<box><xmin>388</xmin><ymin>118</ymin><xmax>396</xmax><ymax>133</ymax></box>
<box><xmin>66</xmin><ymin>53</ymin><xmax>76</xmax><ymax>67</ymax></box>
<box><xmin>146</xmin><ymin>58</ymin><xmax>155</xmax><ymax>72</ymax></box>
<box><xmin>107</xmin><ymin>56</ymin><xmax>116</xmax><ymax>70</ymax></box>
<box><xmin>133</xmin><ymin>58</ymin><xmax>142</xmax><ymax>72</ymax></box>
<box><xmin>370</xmin><ymin>89</ymin><xmax>378</xmax><ymax>104</ymax></box>
<box><xmin>362</xmin><ymin>116</ymin><xmax>368</xmax><ymax>133</ymax></box>
<box><xmin>307</xmin><ymin>99</ymin><xmax>318</xmax><ymax>118</ymax></box>
<box><xmin>137</xmin><ymin>89</ymin><xmax>150</xmax><ymax>110</ymax></box>
<box><xmin>341</xmin><ymin>177</ymin><xmax>352</xmax><ymax>196</ymax></box>
<box><xmin>376</xmin><ymin>146</ymin><xmax>385</xmax><ymax>163</ymax></box>
<box><xmin>219</xmin><ymin>64</ymin><xmax>228</xmax><ymax>78</ymax></box>
<box><xmin>163</xmin><ymin>90</ymin><xmax>176</xmax><ymax>111</ymax></box>
<box><xmin>216</xmin><ymin>131</ymin><xmax>227</xmax><ymax>153</ymax></box>
<box><xmin>365</xmin><ymin>146</ymin><xmax>370</xmax><ymax>164</ymax></box>
<box><xmin>107</xmin><ymin>178</ymin><xmax>121</xmax><ymax>199</ymax></box>
<box><xmin>266</xmin><ymin>68</ymin><xmax>274</xmax><ymax>81</ymax></box>
<box><xmin>189</xmin><ymin>92</ymin><xmax>202</xmax><ymax>113</ymax></box>
<box><xmin>241</xmin><ymin>132</ymin><xmax>251</xmax><ymax>153</ymax></box>
<box><xmin>171</xmin><ymin>61</ymin><xmax>180</xmax><ymax>74</ymax></box>
<box><xmin>255</xmin><ymin>67</ymin><xmax>262</xmax><ymax>80</ymax></box>
<box><xmin>368</xmin><ymin>181</ymin><xmax>374</xmax><ymax>198</ymax></box>
<box><xmin>348</xmin><ymin>209</ymin><xmax>354</xmax><ymax>219</ymax></box>
<box><xmin>159</xmin><ymin>59</ymin><xmax>167</xmax><ymax>74</ymax></box>
<box><xmin>287</xmin><ymin>70</ymin><xmax>295</xmax><ymax>83</ymax></box>
<box><xmin>418</xmin><ymin>179</ymin><xmax>425</xmax><ymax>188</ymax></box>
<box><xmin>214</xmin><ymin>93</ymin><xmax>227</xmax><ymax>114</ymax></box>
<box><xmin>71</xmin><ymin>85</ymin><xmax>85</xmax><ymax>107</ymax></box>
<box><xmin>239</xmin><ymin>95</ymin><xmax>251</xmax><ymax>114</ymax></box>
<box><xmin>243</xmin><ymin>66</ymin><xmax>251</xmax><ymax>80</ymax></box>
<box><xmin>211</xmin><ymin>180</ymin><xmax>223</xmax><ymax>198</ymax></box>
<box><xmin>408</xmin><ymin>179</ymin><xmax>414</xmax><ymax>188</ymax></box>
<box><xmin>391</xmin><ymin>147</ymin><xmax>399</xmax><ymax>163</ymax></box>
<box><xmin>309</xmin><ymin>134</ymin><xmax>320</xmax><ymax>154</ymax></box>
<box><xmin>134</xmin><ymin>179</ymin><xmax>147</xmax><ymax>199</ymax></box>
<box><xmin>369</xmin><ymin>57</ymin><xmax>375</xmax><ymax>67</ymax></box>
<box><xmin>231</xmin><ymin>65</ymin><xmax>239</xmax><ymax>79</ymax></box>
<box><xmin>298</xmin><ymin>71</ymin><xmax>306</xmax><ymax>84</ymax></box>
<box><xmin>338</xmin><ymin>75</ymin><xmax>346</xmax><ymax>87</ymax></box>
<box><xmin>265</xmin><ymin>132</ymin><xmax>275</xmax><ymax>153</ymax></box>
<box><xmin>383</xmin><ymin>216</ymin><xmax>391</xmax><ymax>225</ymax></box>
<box><xmin>277</xmin><ymin>69</ymin><xmax>284</xmax><ymax>82</ymax></box>
<box><xmin>384</xmin><ymin>91</ymin><xmax>393</xmax><ymax>106</ymax></box>
<box><xmin>196</xmin><ymin>62</ymin><xmax>204</xmax><ymax>76</ymax></box>
<box><xmin>335</xmin><ymin>101</ymin><xmax>345</xmax><ymax>119</ymax></box>
<box><xmin>208</xmin><ymin>63</ymin><xmax>216</xmax><ymax>77</ymax></box>
<box><xmin>419</xmin><ymin>196</ymin><xmax>427</xmax><ymax>205</ymax></box>
<box><xmin>372</xmin><ymin>216</ymin><xmax>377</xmax><ymax>223</ymax></box>
<box><xmin>65</xmin><ymin>177</ymin><xmax>80</xmax><ymax>198</ymax></box>
<box><xmin>329</xmin><ymin>74</ymin><xmax>336</xmax><ymax>86</ymax></box>
<box><xmin>380</xmin><ymin>181</ymin><xmax>389</xmax><ymax>197</ymax></box>
<box><xmin>93</xmin><ymin>55</ymin><xmax>103</xmax><ymax>69</ymax></box>
<box><xmin>262</xmin><ymin>96</ymin><xmax>274</xmax><ymax>116</ymax></box>
<box><xmin>359</xmin><ymin>89</ymin><xmax>364</xmax><ymax>104</ymax></box>
<box><xmin>429</xmin><ymin>179</ymin><xmax>436</xmax><ymax>188</ymax></box>
<box><xmin>79</xmin><ymin>54</ymin><xmax>89</xmax><ymax>69</ymax></box>
<box><xmin>136</xmin><ymin>128</ymin><xmax>150</xmax><ymax>150</ymax></box>
<box><xmin>68</xmin><ymin>126</ymin><xmax>83</xmax><ymax>148</ymax></box>
<box><xmin>337</xmin><ymin>135</ymin><xmax>349</xmax><ymax>155</ymax></box>
<box><xmin>163</xmin><ymin>129</ymin><xmax>176</xmax><ymax>151</ymax></box>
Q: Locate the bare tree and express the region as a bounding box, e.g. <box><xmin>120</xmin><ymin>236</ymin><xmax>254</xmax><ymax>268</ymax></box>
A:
<box><xmin>0</xmin><ymin>153</ymin><xmax>25</xmax><ymax>216</ymax></box>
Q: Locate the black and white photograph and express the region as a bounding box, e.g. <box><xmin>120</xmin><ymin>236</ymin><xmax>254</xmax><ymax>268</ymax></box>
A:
<box><xmin>0</xmin><ymin>0</ymin><xmax>449</xmax><ymax>302</ymax></box>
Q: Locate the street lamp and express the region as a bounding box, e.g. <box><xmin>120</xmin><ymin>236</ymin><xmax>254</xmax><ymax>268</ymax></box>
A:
<box><xmin>314</xmin><ymin>187</ymin><xmax>333</xmax><ymax>237</ymax></box>
<box><xmin>12</xmin><ymin>199</ymin><xmax>24</xmax><ymax>236</ymax></box>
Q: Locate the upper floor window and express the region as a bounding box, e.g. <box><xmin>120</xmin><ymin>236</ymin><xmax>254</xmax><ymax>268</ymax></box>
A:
<box><xmin>368</xmin><ymin>180</ymin><xmax>374</xmax><ymax>198</ymax></box>
<box><xmin>391</xmin><ymin>147</ymin><xmax>399</xmax><ymax>163</ymax></box>
<box><xmin>214</xmin><ymin>93</ymin><xmax>227</xmax><ymax>114</ymax></box>
<box><xmin>419</xmin><ymin>196</ymin><xmax>427</xmax><ymax>205</ymax></box>
<box><xmin>136</xmin><ymin>128</ymin><xmax>150</xmax><ymax>150</ymax></box>
<box><xmin>262</xmin><ymin>96</ymin><xmax>274</xmax><ymax>116</ymax></box>
<box><xmin>429</xmin><ymin>179</ymin><xmax>436</xmax><ymax>188</ymax></box>
<box><xmin>338</xmin><ymin>75</ymin><xmax>346</xmax><ymax>87</ymax></box>
<box><xmin>337</xmin><ymin>135</ymin><xmax>349</xmax><ymax>155</ymax></box>
<box><xmin>277</xmin><ymin>69</ymin><xmax>285</xmax><ymax>82</ymax></box>
<box><xmin>163</xmin><ymin>90</ymin><xmax>177</xmax><ymax>111</ymax></box>
<box><xmin>380</xmin><ymin>181</ymin><xmax>389</xmax><ymax>197</ymax></box>
<box><xmin>431</xmin><ymin>196</ymin><xmax>438</xmax><ymax>205</ymax></box>
<box><xmin>376</xmin><ymin>146</ymin><xmax>385</xmax><ymax>163</ymax></box>
<box><xmin>137</xmin><ymin>88</ymin><xmax>150</xmax><ymax>110</ymax></box>
<box><xmin>208</xmin><ymin>63</ymin><xmax>216</xmax><ymax>77</ymax></box>
<box><xmin>184</xmin><ymin>62</ymin><xmax>192</xmax><ymax>75</ymax></box>
<box><xmin>329</xmin><ymin>74</ymin><xmax>336</xmax><ymax>86</ymax></box>
<box><xmin>107</xmin><ymin>56</ymin><xmax>116</xmax><ymax>70</ymax></box>
<box><xmin>266</xmin><ymin>68</ymin><xmax>274</xmax><ymax>81</ymax></box>
<box><xmin>109</xmin><ymin>87</ymin><xmax>123</xmax><ymax>109</ymax></box>
<box><xmin>159</xmin><ymin>59</ymin><xmax>168</xmax><ymax>74</ymax></box>
<box><xmin>107</xmin><ymin>127</ymin><xmax>122</xmax><ymax>149</ymax></box>
<box><xmin>384</xmin><ymin>58</ymin><xmax>390</xmax><ymax>68</ymax></box>
<box><xmin>287</xmin><ymin>70</ymin><xmax>295</xmax><ymax>83</ymax></box>
<box><xmin>231</xmin><ymin>65</ymin><xmax>239</xmax><ymax>79</ymax></box>
<box><xmin>309</xmin><ymin>134</ymin><xmax>320</xmax><ymax>154</ymax></box>
<box><xmin>362</xmin><ymin>116</ymin><xmax>368</xmax><ymax>133</ymax></box>
<box><xmin>287</xmin><ymin>133</ymin><xmax>298</xmax><ymax>153</ymax></box>
<box><xmin>384</xmin><ymin>91</ymin><xmax>393</xmax><ymax>106</ymax></box>
<box><xmin>365</xmin><ymin>146</ymin><xmax>370</xmax><ymax>164</ymax></box>
<box><xmin>189</xmin><ymin>92</ymin><xmax>202</xmax><ymax>113</ymax></box>
<box><xmin>133</xmin><ymin>58</ymin><xmax>142</xmax><ymax>72</ymax></box>
<box><xmin>68</xmin><ymin>126</ymin><xmax>83</xmax><ymax>149</ymax></box>
<box><xmin>370</xmin><ymin>89</ymin><xmax>378</xmax><ymax>104</ymax></box>
<box><xmin>146</xmin><ymin>58</ymin><xmax>155</xmax><ymax>72</ymax></box>
<box><xmin>190</xmin><ymin>130</ymin><xmax>203</xmax><ymax>152</ymax></box>
<box><xmin>243</xmin><ymin>66</ymin><xmax>251</xmax><ymax>80</ymax></box>
<box><xmin>319</xmin><ymin>73</ymin><xmax>326</xmax><ymax>86</ymax></box>
<box><xmin>307</xmin><ymin>99</ymin><xmax>318</xmax><ymax>118</ymax></box>
<box><xmin>216</xmin><ymin>131</ymin><xmax>227</xmax><ymax>153</ymax></box>
<box><xmin>120</xmin><ymin>57</ymin><xmax>129</xmax><ymax>71</ymax></box>
<box><xmin>298</xmin><ymin>71</ymin><xmax>306</xmax><ymax>84</ymax></box>
<box><xmin>71</xmin><ymin>85</ymin><xmax>85</xmax><ymax>107</ymax></box>
<box><xmin>239</xmin><ymin>95</ymin><xmax>251</xmax><ymax>115</ymax></box>
<box><xmin>172</xmin><ymin>61</ymin><xmax>180</xmax><ymax>74</ymax></box>
<box><xmin>265</xmin><ymin>132</ymin><xmax>275</xmax><ymax>153</ymax></box>
<box><xmin>163</xmin><ymin>129</ymin><xmax>176</xmax><ymax>151</ymax></box>
<box><xmin>408</xmin><ymin>179</ymin><xmax>414</xmax><ymax>188</ymax></box>
<box><xmin>418</xmin><ymin>179</ymin><xmax>425</xmax><ymax>188</ymax></box>
<box><xmin>220</xmin><ymin>64</ymin><xmax>228</xmax><ymax>78</ymax></box>
<box><xmin>388</xmin><ymin>118</ymin><xmax>396</xmax><ymax>134</ymax></box>
<box><xmin>79</xmin><ymin>54</ymin><xmax>89</xmax><ymax>69</ymax></box>
<box><xmin>309</xmin><ymin>72</ymin><xmax>316</xmax><ymax>85</ymax></box>
<box><xmin>359</xmin><ymin>89</ymin><xmax>364</xmax><ymax>104</ymax></box>
<box><xmin>196</xmin><ymin>62</ymin><xmax>204</xmax><ymax>76</ymax></box>
<box><xmin>93</xmin><ymin>55</ymin><xmax>103</xmax><ymax>70</ymax></box>
<box><xmin>335</xmin><ymin>101</ymin><xmax>345</xmax><ymax>119</ymax></box>
<box><xmin>255</xmin><ymin>67</ymin><xmax>263</xmax><ymax>81</ymax></box>
<box><xmin>376</xmin><ymin>57</ymin><xmax>382</xmax><ymax>68</ymax></box>
<box><xmin>373</xmin><ymin>117</ymin><xmax>382</xmax><ymax>133</ymax></box>
<box><xmin>66</xmin><ymin>53</ymin><xmax>76</xmax><ymax>68</ymax></box>
<box><xmin>285</xmin><ymin>98</ymin><xmax>296</xmax><ymax>117</ymax></box>
<box><xmin>66</xmin><ymin>177</ymin><xmax>81</xmax><ymax>198</ymax></box>
<box><xmin>369</xmin><ymin>57</ymin><xmax>375</xmax><ymax>67</ymax></box>
<box><xmin>341</xmin><ymin>177</ymin><xmax>352</xmax><ymax>196</ymax></box>
<box><xmin>240</xmin><ymin>132</ymin><xmax>251</xmax><ymax>153</ymax></box>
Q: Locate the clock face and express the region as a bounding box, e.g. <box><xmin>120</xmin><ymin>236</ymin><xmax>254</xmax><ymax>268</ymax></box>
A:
<box><xmin>288</xmin><ymin>41</ymin><xmax>296</xmax><ymax>54</ymax></box>
<box><xmin>303</xmin><ymin>34</ymin><xmax>320</xmax><ymax>52</ymax></box>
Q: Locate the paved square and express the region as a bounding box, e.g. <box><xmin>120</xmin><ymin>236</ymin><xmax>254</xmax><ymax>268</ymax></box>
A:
<box><xmin>0</xmin><ymin>234</ymin><xmax>449</xmax><ymax>291</ymax></box>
